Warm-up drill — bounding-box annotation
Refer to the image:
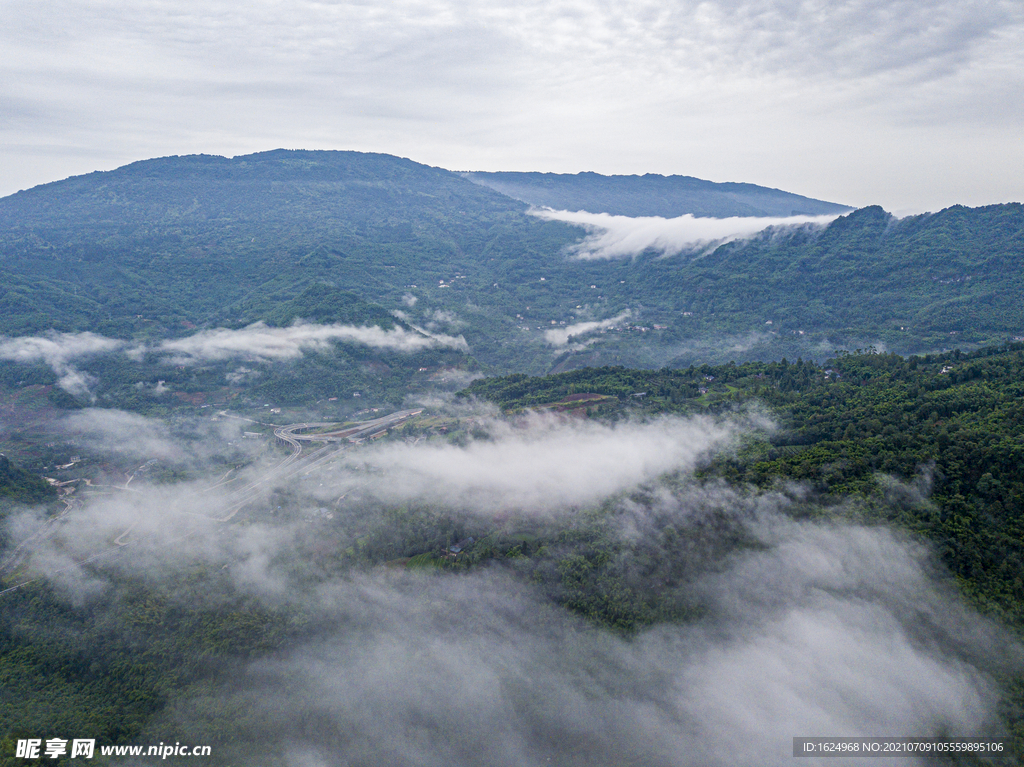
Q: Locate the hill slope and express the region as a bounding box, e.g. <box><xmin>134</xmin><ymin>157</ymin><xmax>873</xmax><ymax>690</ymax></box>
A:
<box><xmin>0</xmin><ymin>151</ymin><xmax>1022</xmax><ymax>377</ymax></box>
<box><xmin>461</xmin><ymin>170</ymin><xmax>853</xmax><ymax>217</ymax></box>
<box><xmin>0</xmin><ymin>150</ymin><xmax>571</xmax><ymax>340</ymax></box>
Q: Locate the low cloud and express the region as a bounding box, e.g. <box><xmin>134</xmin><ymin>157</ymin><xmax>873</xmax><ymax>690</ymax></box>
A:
<box><xmin>426</xmin><ymin>309</ymin><xmax>466</xmax><ymax>330</ymax></box>
<box><xmin>6</xmin><ymin>402</ymin><xmax>1017</xmax><ymax>765</ymax></box>
<box><xmin>337</xmin><ymin>412</ymin><xmax>761</xmax><ymax>514</ymax></box>
<box><xmin>396</xmin><ymin>308</ymin><xmax>469</xmax><ymax>335</ymax></box>
<box><xmin>404</xmin><ymin>323</ymin><xmax>470</xmax><ymax>350</ymax></box>
<box><xmin>0</xmin><ymin>322</ymin><xmax>469</xmax><ymax>386</ymax></box>
<box><xmin>64</xmin><ymin>408</ymin><xmax>190</xmax><ymax>462</ymax></box>
<box><xmin>660</xmin><ymin>331</ymin><xmax>771</xmax><ymax>364</ymax></box>
<box><xmin>544</xmin><ymin>310</ymin><xmax>632</xmax><ymax>347</ymax></box>
<box><xmin>59</xmin><ymin>409</ymin><xmax>252</xmax><ymax>474</ymax></box>
<box><xmin>154</xmin><ymin>322</ymin><xmax>468</xmax><ymax>363</ymax></box>
<box><xmin>531</xmin><ymin>209</ymin><xmax>841</xmax><ymax>260</ymax></box>
<box><xmin>146</xmin><ymin>507</ymin><xmax>1013</xmax><ymax>766</ymax></box>
<box><xmin>0</xmin><ymin>331</ymin><xmax>125</xmax><ymax>396</ymax></box>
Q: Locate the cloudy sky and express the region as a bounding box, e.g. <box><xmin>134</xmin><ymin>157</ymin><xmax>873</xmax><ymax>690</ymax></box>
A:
<box><xmin>2</xmin><ymin>0</ymin><xmax>1022</xmax><ymax>213</ymax></box>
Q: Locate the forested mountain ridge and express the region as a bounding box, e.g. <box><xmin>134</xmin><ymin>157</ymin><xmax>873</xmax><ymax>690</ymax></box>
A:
<box><xmin>4</xmin><ymin>343</ymin><xmax>1024</xmax><ymax>762</ymax></box>
<box><xmin>465</xmin><ymin>343</ymin><xmax>1024</xmax><ymax>627</ymax></box>
<box><xmin>461</xmin><ymin>169</ymin><xmax>853</xmax><ymax>217</ymax></box>
<box><xmin>631</xmin><ymin>202</ymin><xmax>1024</xmax><ymax>363</ymax></box>
<box><xmin>4</xmin><ymin>152</ymin><xmax>1024</xmax><ymax>762</ymax></box>
<box><xmin>0</xmin><ymin>150</ymin><xmax>574</xmax><ymax>344</ymax></box>
<box><xmin>0</xmin><ymin>151</ymin><xmax>1022</xmax><ymax>376</ymax></box>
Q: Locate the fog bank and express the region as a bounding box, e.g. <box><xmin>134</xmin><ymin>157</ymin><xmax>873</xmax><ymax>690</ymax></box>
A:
<box><xmin>531</xmin><ymin>208</ymin><xmax>840</xmax><ymax>259</ymax></box>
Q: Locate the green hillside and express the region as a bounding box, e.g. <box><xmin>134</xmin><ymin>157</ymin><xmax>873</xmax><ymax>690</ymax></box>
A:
<box><xmin>462</xmin><ymin>169</ymin><xmax>853</xmax><ymax>217</ymax></box>
<box><xmin>251</xmin><ymin>283</ymin><xmax>401</xmax><ymax>329</ymax></box>
<box><xmin>602</xmin><ymin>203</ymin><xmax>1024</xmax><ymax>367</ymax></box>
<box><xmin>3</xmin><ymin>153</ymin><xmax>1024</xmax><ymax>763</ymax></box>
<box><xmin>1</xmin><ymin>151</ymin><xmax>1022</xmax><ymax>376</ymax></box>
<box><xmin>0</xmin><ymin>455</ymin><xmax>53</xmax><ymax>506</ymax></box>
<box><xmin>466</xmin><ymin>343</ymin><xmax>1024</xmax><ymax>625</ymax></box>
<box><xmin>0</xmin><ymin>150</ymin><xmax>577</xmax><ymax>363</ymax></box>
<box><xmin>3</xmin><ymin>343</ymin><xmax>1024</xmax><ymax>762</ymax></box>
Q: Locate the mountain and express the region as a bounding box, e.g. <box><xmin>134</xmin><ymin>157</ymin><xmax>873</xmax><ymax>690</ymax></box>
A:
<box><xmin>0</xmin><ymin>150</ymin><xmax>570</xmax><ymax>340</ymax></box>
<box><xmin>461</xmin><ymin>170</ymin><xmax>852</xmax><ymax>217</ymax></box>
<box><xmin>3</xmin><ymin>152</ymin><xmax>1024</xmax><ymax>762</ymax></box>
<box><xmin>1</xmin><ymin>150</ymin><xmax>1022</xmax><ymax>383</ymax></box>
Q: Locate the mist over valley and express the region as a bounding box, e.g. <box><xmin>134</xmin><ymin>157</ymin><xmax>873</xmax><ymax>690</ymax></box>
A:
<box><xmin>1</xmin><ymin>152</ymin><xmax>1023</xmax><ymax>765</ymax></box>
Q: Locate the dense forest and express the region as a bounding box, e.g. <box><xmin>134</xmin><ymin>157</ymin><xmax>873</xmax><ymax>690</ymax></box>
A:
<box><xmin>2</xmin><ymin>344</ymin><xmax>1023</xmax><ymax>763</ymax></box>
<box><xmin>2</xmin><ymin>154</ymin><xmax>1023</xmax><ymax>763</ymax></box>
<box><xmin>0</xmin><ymin>152</ymin><xmax>1021</xmax><ymax>374</ymax></box>
<box><xmin>461</xmin><ymin>170</ymin><xmax>853</xmax><ymax>217</ymax></box>
<box><xmin>466</xmin><ymin>343</ymin><xmax>1024</xmax><ymax>627</ymax></box>
<box><xmin>0</xmin><ymin>457</ymin><xmax>53</xmax><ymax>506</ymax></box>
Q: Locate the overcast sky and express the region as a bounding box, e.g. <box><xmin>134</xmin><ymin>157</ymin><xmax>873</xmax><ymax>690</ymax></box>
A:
<box><xmin>2</xmin><ymin>0</ymin><xmax>1022</xmax><ymax>213</ymax></box>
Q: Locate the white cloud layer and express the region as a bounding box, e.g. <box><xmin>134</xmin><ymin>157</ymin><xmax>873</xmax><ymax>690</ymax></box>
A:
<box><xmin>61</xmin><ymin>408</ymin><xmax>248</xmax><ymax>465</ymax></box>
<box><xmin>533</xmin><ymin>209</ymin><xmax>841</xmax><ymax>259</ymax></box>
<box><xmin>4</xmin><ymin>404</ymin><xmax>1017</xmax><ymax>763</ymax></box>
<box><xmin>0</xmin><ymin>331</ymin><xmax>125</xmax><ymax>396</ymax></box>
<box><xmin>230</xmin><ymin>542</ymin><xmax>1004</xmax><ymax>767</ymax></box>
<box><xmin>16</xmin><ymin>476</ymin><xmax>1013</xmax><ymax>764</ymax></box>
<box><xmin>153</xmin><ymin>321</ymin><xmax>467</xmax><ymax>363</ymax></box>
<box><xmin>544</xmin><ymin>310</ymin><xmax>632</xmax><ymax>346</ymax></box>
<box><xmin>340</xmin><ymin>412</ymin><xmax>760</xmax><ymax>514</ymax></box>
<box><xmin>0</xmin><ymin>323</ymin><xmax>467</xmax><ymax>393</ymax></box>
<box><xmin>64</xmin><ymin>408</ymin><xmax>188</xmax><ymax>462</ymax></box>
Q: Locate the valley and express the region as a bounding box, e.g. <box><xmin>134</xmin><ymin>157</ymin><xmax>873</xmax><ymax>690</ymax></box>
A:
<box><xmin>1</xmin><ymin>151</ymin><xmax>1022</xmax><ymax>765</ymax></box>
